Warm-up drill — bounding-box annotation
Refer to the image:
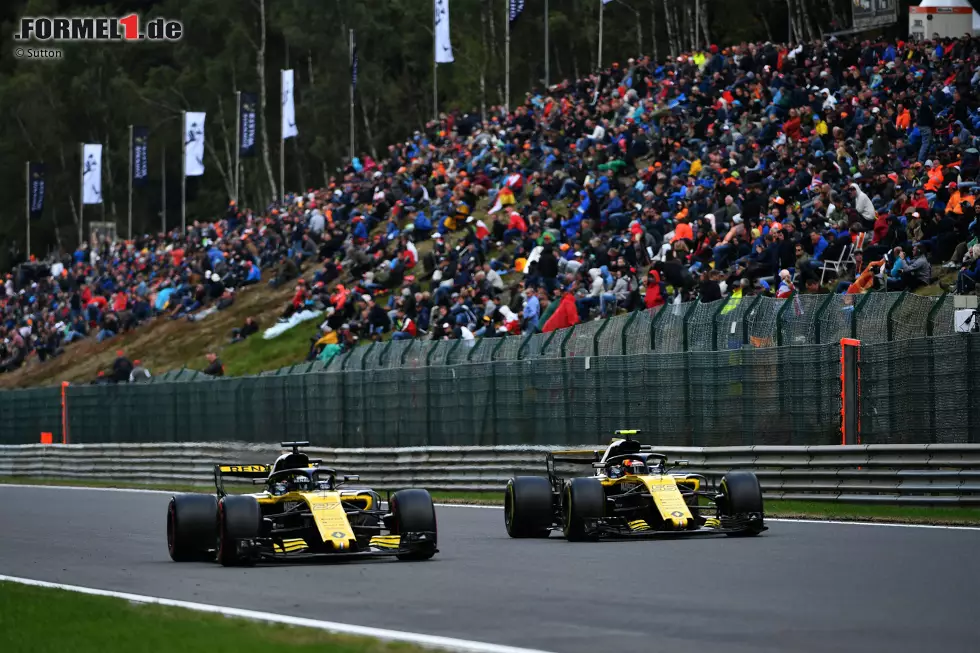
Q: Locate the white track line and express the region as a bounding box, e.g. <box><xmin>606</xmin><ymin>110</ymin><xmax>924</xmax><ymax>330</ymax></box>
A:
<box><xmin>4</xmin><ymin>484</ymin><xmax>980</xmax><ymax>531</ymax></box>
<box><xmin>0</xmin><ymin>575</ymin><xmax>552</xmax><ymax>653</ymax></box>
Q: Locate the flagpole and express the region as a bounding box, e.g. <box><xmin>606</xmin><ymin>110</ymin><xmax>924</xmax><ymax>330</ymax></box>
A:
<box><xmin>544</xmin><ymin>0</ymin><xmax>550</xmax><ymax>88</ymax></box>
<box><xmin>505</xmin><ymin>0</ymin><xmax>510</xmax><ymax>112</ymax></box>
<box><xmin>181</xmin><ymin>110</ymin><xmax>187</xmax><ymax>233</ymax></box>
<box><xmin>234</xmin><ymin>91</ymin><xmax>241</xmax><ymax>206</ymax></box>
<box><xmin>78</xmin><ymin>142</ymin><xmax>84</xmax><ymax>247</ymax></box>
<box><xmin>694</xmin><ymin>0</ymin><xmax>699</xmax><ymax>51</ymax></box>
<box><xmin>25</xmin><ymin>161</ymin><xmax>30</xmax><ymax>258</ymax></box>
<box><xmin>161</xmin><ymin>145</ymin><xmax>167</xmax><ymax>235</ymax></box>
<box><xmin>432</xmin><ymin>4</ymin><xmax>438</xmax><ymax>122</ymax></box>
<box><xmin>349</xmin><ymin>29</ymin><xmax>355</xmax><ymax>161</ymax></box>
<box><xmin>279</xmin><ymin>69</ymin><xmax>285</xmax><ymax>205</ymax></box>
<box><xmin>598</xmin><ymin>0</ymin><xmax>604</xmax><ymax>70</ymax></box>
<box><xmin>128</xmin><ymin>124</ymin><xmax>134</xmax><ymax>241</ymax></box>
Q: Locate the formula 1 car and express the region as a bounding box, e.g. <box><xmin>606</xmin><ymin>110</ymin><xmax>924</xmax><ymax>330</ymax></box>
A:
<box><xmin>505</xmin><ymin>430</ymin><xmax>766</xmax><ymax>540</ymax></box>
<box><xmin>166</xmin><ymin>442</ymin><xmax>437</xmax><ymax>565</ymax></box>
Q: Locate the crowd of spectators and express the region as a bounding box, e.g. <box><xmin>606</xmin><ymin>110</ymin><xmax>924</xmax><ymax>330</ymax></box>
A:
<box><xmin>298</xmin><ymin>33</ymin><xmax>980</xmax><ymax>361</ymax></box>
<box><xmin>3</xmin><ymin>33</ymin><xmax>979</xmax><ymax>376</ymax></box>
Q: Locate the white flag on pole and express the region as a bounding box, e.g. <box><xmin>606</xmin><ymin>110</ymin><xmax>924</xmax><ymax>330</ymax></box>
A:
<box><xmin>434</xmin><ymin>0</ymin><xmax>454</xmax><ymax>63</ymax></box>
<box><xmin>82</xmin><ymin>144</ymin><xmax>103</xmax><ymax>204</ymax></box>
<box><xmin>281</xmin><ymin>69</ymin><xmax>298</xmax><ymax>139</ymax></box>
<box><xmin>183</xmin><ymin>112</ymin><xmax>206</xmax><ymax>177</ymax></box>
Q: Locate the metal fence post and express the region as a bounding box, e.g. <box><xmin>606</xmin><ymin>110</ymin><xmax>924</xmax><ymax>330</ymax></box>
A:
<box><xmin>489</xmin><ymin>338</ymin><xmax>508</xmax><ymax>444</ymax></box>
<box><xmin>400</xmin><ymin>341</ymin><xmax>414</xmax><ymax>366</ymax></box>
<box><xmin>517</xmin><ymin>332</ymin><xmax>534</xmax><ymax>360</ymax></box>
<box><xmin>682</xmin><ymin>298</ymin><xmax>701</xmax><ymax>352</ymax></box>
<box><xmin>593</xmin><ymin>319</ymin><xmax>611</xmax><ymax>356</ymax></box>
<box><xmin>649</xmin><ymin>305</ymin><xmax>668</xmax><ymax>350</ymax></box>
<box><xmin>774</xmin><ymin>292</ymin><xmax>794</xmax><ymax>347</ymax></box>
<box><xmin>711</xmin><ymin>297</ymin><xmax>728</xmax><ymax>351</ymax></box>
<box><xmin>852</xmin><ymin>290</ymin><xmax>876</xmax><ymax>340</ymax></box>
<box><xmin>741</xmin><ymin>295</ymin><xmax>763</xmax><ymax>346</ymax></box>
<box><xmin>466</xmin><ymin>337</ymin><xmax>484</xmax><ymax>362</ymax></box>
<box><xmin>425</xmin><ymin>342</ymin><xmax>441</xmax><ymax>445</ymax></box>
<box><xmin>540</xmin><ymin>329</ymin><xmax>559</xmax><ymax>356</ymax></box>
<box><xmin>886</xmin><ymin>291</ymin><xmax>909</xmax><ymax>341</ymax></box>
<box><xmin>621</xmin><ymin>310</ymin><xmax>640</xmax><ymax>355</ymax></box>
<box><xmin>377</xmin><ymin>340</ymin><xmax>395</xmax><ymax>367</ymax></box>
<box><xmin>558</xmin><ymin>325</ymin><xmax>576</xmax><ymax>358</ymax></box>
<box><xmin>360</xmin><ymin>342</ymin><xmax>376</xmax><ymax>370</ymax></box>
<box><xmin>927</xmin><ymin>292</ymin><xmax>948</xmax><ymax>336</ymax></box>
<box><xmin>813</xmin><ymin>292</ymin><xmax>836</xmax><ymax>344</ymax></box>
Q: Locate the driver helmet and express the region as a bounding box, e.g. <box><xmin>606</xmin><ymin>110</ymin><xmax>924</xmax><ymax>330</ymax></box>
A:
<box><xmin>608</xmin><ymin>464</ymin><xmax>624</xmax><ymax>479</ymax></box>
<box><xmin>622</xmin><ymin>459</ymin><xmax>646</xmax><ymax>476</ymax></box>
<box><xmin>286</xmin><ymin>473</ymin><xmax>313</xmax><ymax>492</ymax></box>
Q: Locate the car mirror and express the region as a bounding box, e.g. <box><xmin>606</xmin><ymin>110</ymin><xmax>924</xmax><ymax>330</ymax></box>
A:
<box><xmin>673</xmin><ymin>460</ymin><xmax>689</xmax><ymax>467</ymax></box>
<box><xmin>343</xmin><ymin>475</ymin><xmax>360</xmax><ymax>482</ymax></box>
<box><xmin>591</xmin><ymin>462</ymin><xmax>605</xmax><ymax>469</ymax></box>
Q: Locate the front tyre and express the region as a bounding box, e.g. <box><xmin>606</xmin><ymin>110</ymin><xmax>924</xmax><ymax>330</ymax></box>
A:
<box><xmin>562</xmin><ymin>478</ymin><xmax>605</xmax><ymax>542</ymax></box>
<box><xmin>505</xmin><ymin>476</ymin><xmax>553</xmax><ymax>538</ymax></box>
<box><xmin>167</xmin><ymin>494</ymin><xmax>218</xmax><ymax>562</ymax></box>
<box><xmin>390</xmin><ymin>489</ymin><xmax>438</xmax><ymax>561</ymax></box>
<box><xmin>720</xmin><ymin>471</ymin><xmax>765</xmax><ymax>536</ymax></box>
<box><xmin>217</xmin><ymin>495</ymin><xmax>261</xmax><ymax>566</ymax></box>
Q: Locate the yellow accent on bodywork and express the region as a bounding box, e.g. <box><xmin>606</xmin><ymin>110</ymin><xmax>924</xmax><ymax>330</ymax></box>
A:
<box><xmin>255</xmin><ymin>491</ymin><xmax>356</xmax><ymax>548</ymax></box>
<box><xmin>369</xmin><ymin>535</ymin><xmax>402</xmax><ymax>549</ymax></box>
<box><xmin>219</xmin><ymin>464</ymin><xmax>269</xmax><ymax>474</ymax></box>
<box><xmin>273</xmin><ymin>538</ymin><xmax>309</xmax><ymax>553</ymax></box>
<box><xmin>640</xmin><ymin>475</ymin><xmax>692</xmax><ymax>528</ymax></box>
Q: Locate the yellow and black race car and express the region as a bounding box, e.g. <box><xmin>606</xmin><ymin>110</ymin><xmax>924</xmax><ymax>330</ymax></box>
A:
<box><xmin>505</xmin><ymin>430</ymin><xmax>766</xmax><ymax>540</ymax></box>
<box><xmin>166</xmin><ymin>442</ymin><xmax>437</xmax><ymax>566</ymax></box>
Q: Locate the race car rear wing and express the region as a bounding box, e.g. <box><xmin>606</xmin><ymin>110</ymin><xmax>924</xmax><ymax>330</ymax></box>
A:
<box><xmin>214</xmin><ymin>463</ymin><xmax>270</xmax><ymax>496</ymax></box>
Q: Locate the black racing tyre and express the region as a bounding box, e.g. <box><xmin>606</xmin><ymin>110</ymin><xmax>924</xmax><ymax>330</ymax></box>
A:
<box><xmin>167</xmin><ymin>494</ymin><xmax>218</xmax><ymax>562</ymax></box>
<box><xmin>505</xmin><ymin>477</ymin><xmax>553</xmax><ymax>538</ymax></box>
<box><xmin>720</xmin><ymin>471</ymin><xmax>765</xmax><ymax>536</ymax></box>
<box><xmin>390</xmin><ymin>489</ymin><xmax>438</xmax><ymax>561</ymax></box>
<box><xmin>562</xmin><ymin>478</ymin><xmax>605</xmax><ymax>542</ymax></box>
<box><xmin>217</xmin><ymin>495</ymin><xmax>261</xmax><ymax>566</ymax></box>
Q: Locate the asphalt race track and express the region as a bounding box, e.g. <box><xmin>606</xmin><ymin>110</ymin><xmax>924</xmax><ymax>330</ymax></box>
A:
<box><xmin>1</xmin><ymin>485</ymin><xmax>979</xmax><ymax>653</ymax></box>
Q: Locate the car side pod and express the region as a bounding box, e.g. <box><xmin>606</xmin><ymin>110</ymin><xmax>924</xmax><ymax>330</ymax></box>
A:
<box><xmin>167</xmin><ymin>494</ymin><xmax>218</xmax><ymax>562</ymax></box>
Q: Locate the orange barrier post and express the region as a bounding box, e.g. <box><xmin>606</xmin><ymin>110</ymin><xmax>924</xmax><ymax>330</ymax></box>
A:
<box><xmin>61</xmin><ymin>381</ymin><xmax>69</xmax><ymax>445</ymax></box>
<box><xmin>40</xmin><ymin>432</ymin><xmax>53</xmax><ymax>444</ymax></box>
<box><xmin>839</xmin><ymin>339</ymin><xmax>861</xmax><ymax>446</ymax></box>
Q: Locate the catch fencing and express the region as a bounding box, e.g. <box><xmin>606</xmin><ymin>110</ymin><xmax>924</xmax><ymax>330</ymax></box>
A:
<box><xmin>0</xmin><ymin>332</ymin><xmax>977</xmax><ymax>447</ymax></box>
<box><xmin>2</xmin><ymin>442</ymin><xmax>979</xmax><ymax>505</ymax></box>
<box><xmin>272</xmin><ymin>291</ymin><xmax>956</xmax><ymax>376</ymax></box>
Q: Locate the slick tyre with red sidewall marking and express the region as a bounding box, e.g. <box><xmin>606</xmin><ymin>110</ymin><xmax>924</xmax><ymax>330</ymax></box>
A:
<box><xmin>390</xmin><ymin>489</ymin><xmax>438</xmax><ymax>561</ymax></box>
<box><xmin>216</xmin><ymin>495</ymin><xmax>261</xmax><ymax>566</ymax></box>
<box><xmin>562</xmin><ymin>477</ymin><xmax>605</xmax><ymax>542</ymax></box>
<box><xmin>167</xmin><ymin>494</ymin><xmax>218</xmax><ymax>562</ymax></box>
<box><xmin>505</xmin><ymin>476</ymin><xmax>553</xmax><ymax>538</ymax></box>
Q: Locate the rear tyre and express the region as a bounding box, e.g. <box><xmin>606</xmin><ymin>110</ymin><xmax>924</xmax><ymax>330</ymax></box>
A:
<box><xmin>720</xmin><ymin>472</ymin><xmax>765</xmax><ymax>536</ymax></box>
<box><xmin>390</xmin><ymin>489</ymin><xmax>438</xmax><ymax>561</ymax></box>
<box><xmin>167</xmin><ymin>494</ymin><xmax>218</xmax><ymax>562</ymax></box>
<box><xmin>217</xmin><ymin>495</ymin><xmax>261</xmax><ymax>566</ymax></box>
<box><xmin>505</xmin><ymin>477</ymin><xmax>553</xmax><ymax>538</ymax></box>
<box><xmin>562</xmin><ymin>478</ymin><xmax>605</xmax><ymax>542</ymax></box>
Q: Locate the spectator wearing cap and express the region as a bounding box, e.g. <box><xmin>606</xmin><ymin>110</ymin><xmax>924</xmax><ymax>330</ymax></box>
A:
<box><xmin>111</xmin><ymin>349</ymin><xmax>133</xmax><ymax>384</ymax></box>
<box><xmin>129</xmin><ymin>359</ymin><xmax>151</xmax><ymax>383</ymax></box>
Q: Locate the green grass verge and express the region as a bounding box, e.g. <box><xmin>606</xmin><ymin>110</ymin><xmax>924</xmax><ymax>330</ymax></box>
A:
<box><xmin>0</xmin><ymin>582</ymin><xmax>427</xmax><ymax>653</ymax></box>
<box><xmin>2</xmin><ymin>477</ymin><xmax>978</xmax><ymax>525</ymax></box>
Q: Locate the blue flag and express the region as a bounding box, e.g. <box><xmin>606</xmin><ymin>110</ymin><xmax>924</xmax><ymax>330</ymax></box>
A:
<box><xmin>29</xmin><ymin>162</ymin><xmax>45</xmax><ymax>219</ymax></box>
<box><xmin>509</xmin><ymin>0</ymin><xmax>525</xmax><ymax>23</ymax></box>
<box><xmin>132</xmin><ymin>125</ymin><xmax>149</xmax><ymax>186</ymax></box>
